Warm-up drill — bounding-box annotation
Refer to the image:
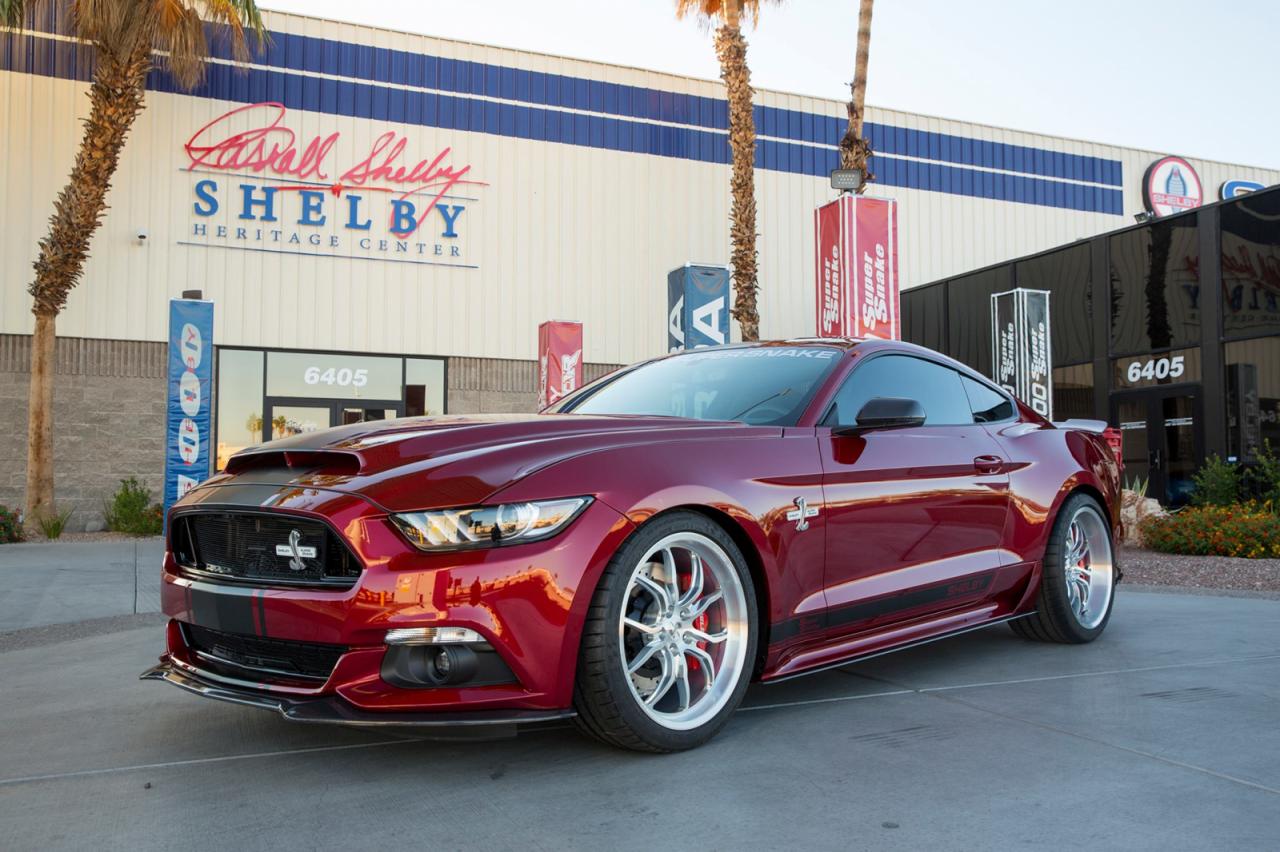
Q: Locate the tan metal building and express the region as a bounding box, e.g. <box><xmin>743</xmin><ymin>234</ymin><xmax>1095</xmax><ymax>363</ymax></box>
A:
<box><xmin>2</xmin><ymin>8</ymin><xmax>1277</xmax><ymax>527</ymax></box>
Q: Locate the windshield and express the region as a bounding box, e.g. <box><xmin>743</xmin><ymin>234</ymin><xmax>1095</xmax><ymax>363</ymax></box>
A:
<box><xmin>556</xmin><ymin>346</ymin><xmax>843</xmax><ymax>425</ymax></box>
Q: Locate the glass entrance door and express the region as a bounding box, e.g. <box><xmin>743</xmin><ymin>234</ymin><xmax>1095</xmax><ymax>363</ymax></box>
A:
<box><xmin>264</xmin><ymin>398</ymin><xmax>403</xmax><ymax>442</ymax></box>
<box><xmin>1111</xmin><ymin>387</ymin><xmax>1203</xmax><ymax>507</ymax></box>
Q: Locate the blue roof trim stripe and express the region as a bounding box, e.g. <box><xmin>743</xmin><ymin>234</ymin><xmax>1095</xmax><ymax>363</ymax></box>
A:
<box><xmin>13</xmin><ymin>11</ymin><xmax>1123</xmax><ymax>189</ymax></box>
<box><xmin>0</xmin><ymin>29</ymin><xmax>1124</xmax><ymax>215</ymax></box>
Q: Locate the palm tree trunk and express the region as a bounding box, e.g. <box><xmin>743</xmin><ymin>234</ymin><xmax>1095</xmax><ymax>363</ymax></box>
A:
<box><xmin>24</xmin><ymin>312</ymin><xmax>56</xmax><ymax>525</ymax></box>
<box><xmin>840</xmin><ymin>0</ymin><xmax>875</xmax><ymax>190</ymax></box>
<box><xmin>23</xmin><ymin>42</ymin><xmax>151</xmax><ymax>526</ymax></box>
<box><xmin>714</xmin><ymin>4</ymin><xmax>760</xmax><ymax>341</ymax></box>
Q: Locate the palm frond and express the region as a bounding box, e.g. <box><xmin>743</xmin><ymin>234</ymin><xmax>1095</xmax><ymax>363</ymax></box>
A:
<box><xmin>1</xmin><ymin>0</ymin><xmax>27</xmax><ymax>28</ymax></box>
<box><xmin>675</xmin><ymin>0</ymin><xmax>773</xmax><ymax>27</ymax></box>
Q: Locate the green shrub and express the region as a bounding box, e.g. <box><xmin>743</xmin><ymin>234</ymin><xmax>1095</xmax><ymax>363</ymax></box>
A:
<box><xmin>1141</xmin><ymin>505</ymin><xmax>1280</xmax><ymax>559</ymax></box>
<box><xmin>104</xmin><ymin>478</ymin><xmax>163</xmax><ymax>536</ymax></box>
<box><xmin>1248</xmin><ymin>440</ymin><xmax>1280</xmax><ymax>511</ymax></box>
<box><xmin>1190</xmin><ymin>455</ymin><xmax>1241</xmax><ymax>507</ymax></box>
<box><xmin>36</xmin><ymin>506</ymin><xmax>74</xmax><ymax>540</ymax></box>
<box><xmin>0</xmin><ymin>505</ymin><xmax>23</xmax><ymax>543</ymax></box>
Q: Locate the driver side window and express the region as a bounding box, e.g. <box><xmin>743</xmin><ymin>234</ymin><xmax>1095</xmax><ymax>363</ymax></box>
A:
<box><xmin>823</xmin><ymin>355</ymin><xmax>973</xmax><ymax>427</ymax></box>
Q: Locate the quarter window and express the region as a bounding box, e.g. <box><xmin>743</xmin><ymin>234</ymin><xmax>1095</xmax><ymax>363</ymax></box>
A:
<box><xmin>961</xmin><ymin>375</ymin><xmax>1015</xmax><ymax>423</ymax></box>
<box><xmin>825</xmin><ymin>355</ymin><xmax>973</xmax><ymax>427</ymax></box>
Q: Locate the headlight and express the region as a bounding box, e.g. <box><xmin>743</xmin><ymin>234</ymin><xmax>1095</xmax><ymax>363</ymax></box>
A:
<box><xmin>390</xmin><ymin>497</ymin><xmax>591</xmax><ymax>551</ymax></box>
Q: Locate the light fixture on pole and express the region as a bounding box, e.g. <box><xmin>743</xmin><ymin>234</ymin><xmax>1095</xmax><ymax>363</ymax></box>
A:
<box><xmin>830</xmin><ymin>169</ymin><xmax>863</xmax><ymax>194</ymax></box>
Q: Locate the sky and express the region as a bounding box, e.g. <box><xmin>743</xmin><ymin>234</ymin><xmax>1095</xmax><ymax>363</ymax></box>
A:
<box><xmin>257</xmin><ymin>0</ymin><xmax>1279</xmax><ymax>170</ymax></box>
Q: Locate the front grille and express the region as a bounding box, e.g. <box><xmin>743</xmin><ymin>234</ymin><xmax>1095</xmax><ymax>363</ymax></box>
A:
<box><xmin>184</xmin><ymin>623</ymin><xmax>346</xmax><ymax>682</ymax></box>
<box><xmin>172</xmin><ymin>512</ymin><xmax>362</xmax><ymax>589</ymax></box>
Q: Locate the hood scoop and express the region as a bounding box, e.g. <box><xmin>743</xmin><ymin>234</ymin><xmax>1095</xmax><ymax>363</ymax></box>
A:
<box><xmin>224</xmin><ymin>449</ymin><xmax>362</xmax><ymax>476</ymax></box>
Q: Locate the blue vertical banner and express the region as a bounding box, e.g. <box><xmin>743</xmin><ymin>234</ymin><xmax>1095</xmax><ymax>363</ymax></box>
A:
<box><xmin>163</xmin><ymin>299</ymin><xmax>214</xmax><ymax>518</ymax></box>
<box><xmin>666</xmin><ymin>264</ymin><xmax>730</xmax><ymax>351</ymax></box>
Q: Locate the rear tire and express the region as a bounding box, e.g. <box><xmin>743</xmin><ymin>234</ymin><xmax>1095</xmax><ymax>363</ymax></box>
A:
<box><xmin>573</xmin><ymin>511</ymin><xmax>757</xmax><ymax>752</ymax></box>
<box><xmin>1010</xmin><ymin>493</ymin><xmax>1116</xmax><ymax>644</ymax></box>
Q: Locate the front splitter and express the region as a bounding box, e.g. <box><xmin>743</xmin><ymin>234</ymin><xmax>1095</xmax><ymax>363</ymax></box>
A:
<box><xmin>140</xmin><ymin>661</ymin><xmax>576</xmax><ymax>738</ymax></box>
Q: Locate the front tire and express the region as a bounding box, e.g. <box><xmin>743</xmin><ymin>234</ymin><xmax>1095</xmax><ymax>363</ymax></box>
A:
<box><xmin>1011</xmin><ymin>493</ymin><xmax>1116</xmax><ymax>644</ymax></box>
<box><xmin>573</xmin><ymin>511</ymin><xmax>758</xmax><ymax>752</ymax></box>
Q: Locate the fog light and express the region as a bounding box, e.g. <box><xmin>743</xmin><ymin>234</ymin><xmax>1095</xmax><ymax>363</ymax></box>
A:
<box><xmin>434</xmin><ymin>648</ymin><xmax>452</xmax><ymax>678</ymax></box>
<box><xmin>385</xmin><ymin>626</ymin><xmax>485</xmax><ymax>646</ymax></box>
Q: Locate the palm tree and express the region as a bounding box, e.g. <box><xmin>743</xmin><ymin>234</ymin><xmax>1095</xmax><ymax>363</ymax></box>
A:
<box><xmin>676</xmin><ymin>0</ymin><xmax>772</xmax><ymax>342</ymax></box>
<box><xmin>839</xmin><ymin>0</ymin><xmax>875</xmax><ymax>191</ymax></box>
<box><xmin>1</xmin><ymin>0</ymin><xmax>264</xmax><ymax>528</ymax></box>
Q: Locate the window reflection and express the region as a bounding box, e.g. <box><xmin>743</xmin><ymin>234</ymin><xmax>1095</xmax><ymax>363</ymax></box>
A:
<box><xmin>405</xmin><ymin>358</ymin><xmax>446</xmax><ymax>416</ymax></box>
<box><xmin>1109</xmin><ymin>218</ymin><xmax>1200</xmax><ymax>355</ymax></box>
<box><xmin>1225</xmin><ymin>338</ymin><xmax>1280</xmax><ymax>462</ymax></box>
<box><xmin>216</xmin><ymin>349</ymin><xmax>264</xmax><ymax>471</ymax></box>
<box><xmin>1221</xmin><ymin>189</ymin><xmax>1280</xmax><ymax>340</ymax></box>
<box><xmin>1016</xmin><ymin>243</ymin><xmax>1092</xmax><ymax>366</ymax></box>
<box><xmin>946</xmin><ymin>267</ymin><xmax>1013</xmax><ymax>378</ymax></box>
<box><xmin>1053</xmin><ymin>364</ymin><xmax>1094</xmax><ymax>421</ymax></box>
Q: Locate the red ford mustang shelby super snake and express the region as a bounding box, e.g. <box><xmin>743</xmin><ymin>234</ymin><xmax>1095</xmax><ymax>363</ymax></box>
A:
<box><xmin>143</xmin><ymin>339</ymin><xmax>1122</xmax><ymax>752</ymax></box>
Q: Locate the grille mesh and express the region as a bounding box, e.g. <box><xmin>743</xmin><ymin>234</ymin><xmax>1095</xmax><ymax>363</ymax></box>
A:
<box><xmin>184</xmin><ymin>624</ymin><xmax>345</xmax><ymax>681</ymax></box>
<box><xmin>173</xmin><ymin>512</ymin><xmax>361</xmax><ymax>588</ymax></box>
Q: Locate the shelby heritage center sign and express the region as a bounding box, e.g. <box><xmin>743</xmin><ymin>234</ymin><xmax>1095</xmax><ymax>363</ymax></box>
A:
<box><xmin>183</xmin><ymin>103</ymin><xmax>484</xmax><ymax>268</ymax></box>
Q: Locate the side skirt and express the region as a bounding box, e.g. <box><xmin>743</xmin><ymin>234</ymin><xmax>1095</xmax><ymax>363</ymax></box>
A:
<box><xmin>763</xmin><ymin>611</ymin><xmax>1035</xmax><ymax>684</ymax></box>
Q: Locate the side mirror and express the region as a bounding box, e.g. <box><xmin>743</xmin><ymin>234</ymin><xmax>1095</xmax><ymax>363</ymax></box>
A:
<box><xmin>833</xmin><ymin>397</ymin><xmax>927</xmax><ymax>435</ymax></box>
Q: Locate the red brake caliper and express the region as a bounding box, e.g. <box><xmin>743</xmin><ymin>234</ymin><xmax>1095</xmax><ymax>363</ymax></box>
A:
<box><xmin>680</xmin><ymin>568</ymin><xmax>710</xmax><ymax>671</ymax></box>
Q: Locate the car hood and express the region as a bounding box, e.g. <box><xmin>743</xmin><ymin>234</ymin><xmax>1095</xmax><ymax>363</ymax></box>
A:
<box><xmin>204</xmin><ymin>413</ymin><xmax>768</xmax><ymax>512</ymax></box>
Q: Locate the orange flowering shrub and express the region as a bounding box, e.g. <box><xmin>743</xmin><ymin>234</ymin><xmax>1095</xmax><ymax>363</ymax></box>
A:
<box><xmin>1141</xmin><ymin>504</ymin><xmax>1280</xmax><ymax>559</ymax></box>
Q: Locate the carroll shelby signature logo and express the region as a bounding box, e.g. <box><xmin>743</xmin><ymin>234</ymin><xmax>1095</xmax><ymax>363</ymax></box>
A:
<box><xmin>184</xmin><ymin>102</ymin><xmax>484</xmax><ymax>237</ymax></box>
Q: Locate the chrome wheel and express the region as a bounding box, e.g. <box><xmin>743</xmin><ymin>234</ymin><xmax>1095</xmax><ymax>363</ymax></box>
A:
<box><xmin>1063</xmin><ymin>505</ymin><xmax>1113</xmax><ymax>630</ymax></box>
<box><xmin>618</xmin><ymin>532</ymin><xmax>749</xmax><ymax>731</ymax></box>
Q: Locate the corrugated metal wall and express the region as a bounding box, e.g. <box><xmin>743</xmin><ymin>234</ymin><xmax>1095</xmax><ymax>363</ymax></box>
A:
<box><xmin>2</xmin><ymin>8</ymin><xmax>1277</xmax><ymax>367</ymax></box>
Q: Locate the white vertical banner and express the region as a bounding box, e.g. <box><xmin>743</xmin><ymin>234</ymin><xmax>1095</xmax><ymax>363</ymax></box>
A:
<box><xmin>991</xmin><ymin>288</ymin><xmax>1052</xmax><ymax>419</ymax></box>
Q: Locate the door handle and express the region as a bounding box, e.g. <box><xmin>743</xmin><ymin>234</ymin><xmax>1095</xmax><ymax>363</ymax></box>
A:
<box><xmin>974</xmin><ymin>455</ymin><xmax>1004</xmax><ymax>475</ymax></box>
<box><xmin>1150</xmin><ymin>449</ymin><xmax>1162</xmax><ymax>469</ymax></box>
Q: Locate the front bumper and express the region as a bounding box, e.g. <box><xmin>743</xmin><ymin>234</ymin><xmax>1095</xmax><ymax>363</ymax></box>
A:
<box><xmin>153</xmin><ymin>484</ymin><xmax>636</xmax><ymax>717</ymax></box>
<box><xmin>140</xmin><ymin>661</ymin><xmax>575</xmax><ymax>735</ymax></box>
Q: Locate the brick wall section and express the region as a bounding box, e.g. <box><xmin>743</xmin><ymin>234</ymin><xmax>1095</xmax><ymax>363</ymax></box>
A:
<box><xmin>0</xmin><ymin>334</ymin><xmax>167</xmax><ymax>531</ymax></box>
<box><xmin>0</xmin><ymin>334</ymin><xmax>624</xmax><ymax>530</ymax></box>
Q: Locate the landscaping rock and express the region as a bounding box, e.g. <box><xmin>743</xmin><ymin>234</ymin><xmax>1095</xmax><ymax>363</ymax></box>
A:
<box><xmin>1120</xmin><ymin>489</ymin><xmax>1164</xmax><ymax>546</ymax></box>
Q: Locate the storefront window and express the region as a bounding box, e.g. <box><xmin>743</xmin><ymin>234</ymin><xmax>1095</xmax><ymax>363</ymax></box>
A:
<box><xmin>1108</xmin><ymin>217</ymin><xmax>1200</xmax><ymax>356</ymax></box>
<box><xmin>1015</xmin><ymin>243</ymin><xmax>1092</xmax><ymax>367</ymax></box>
<box><xmin>1221</xmin><ymin>188</ymin><xmax>1280</xmax><ymax>341</ymax></box>
<box><xmin>1225</xmin><ymin>338</ymin><xmax>1280</xmax><ymax>463</ymax></box>
<box><xmin>946</xmin><ymin>266</ymin><xmax>1013</xmax><ymax>379</ymax></box>
<box><xmin>216</xmin><ymin>349</ymin><xmax>264</xmax><ymax>471</ymax></box>
<box><xmin>1052</xmin><ymin>364</ymin><xmax>1094</xmax><ymax>421</ymax></box>
<box><xmin>215</xmin><ymin>348</ymin><xmax>448</xmax><ymax>470</ymax></box>
<box><xmin>267</xmin><ymin>351</ymin><xmax>403</xmax><ymax>400</ymax></box>
<box><xmin>405</xmin><ymin>358</ymin><xmax>446</xmax><ymax>416</ymax></box>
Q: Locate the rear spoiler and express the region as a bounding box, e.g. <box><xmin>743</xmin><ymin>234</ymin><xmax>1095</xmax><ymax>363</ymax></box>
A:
<box><xmin>1054</xmin><ymin>419</ymin><xmax>1108</xmax><ymax>434</ymax></box>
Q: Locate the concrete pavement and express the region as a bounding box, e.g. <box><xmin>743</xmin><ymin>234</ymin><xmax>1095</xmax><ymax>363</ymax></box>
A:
<box><xmin>1</xmin><ymin>589</ymin><xmax>1277</xmax><ymax>850</ymax></box>
<box><xmin>0</xmin><ymin>539</ymin><xmax>163</xmax><ymax>632</ymax></box>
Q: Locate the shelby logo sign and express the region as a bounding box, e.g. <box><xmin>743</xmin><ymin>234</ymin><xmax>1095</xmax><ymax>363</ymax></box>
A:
<box><xmin>814</xmin><ymin>195</ymin><xmax>899</xmax><ymax>340</ymax></box>
<box><xmin>991</xmin><ymin>288</ymin><xmax>1053</xmax><ymax>419</ymax></box>
<box><xmin>163</xmin><ymin>299</ymin><xmax>214</xmax><ymax>520</ymax></box>
<box><xmin>667</xmin><ymin>265</ymin><xmax>730</xmax><ymax>351</ymax></box>
<box><xmin>1143</xmin><ymin>156</ymin><xmax>1203</xmax><ymax>218</ymax></box>
<box><xmin>183</xmin><ymin>103</ymin><xmax>483</xmax><ymax>267</ymax></box>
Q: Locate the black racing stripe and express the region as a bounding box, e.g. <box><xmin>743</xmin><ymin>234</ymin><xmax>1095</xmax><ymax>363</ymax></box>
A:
<box><xmin>771</xmin><ymin>570</ymin><xmax>997</xmax><ymax>643</ymax></box>
<box><xmin>188</xmin><ymin>585</ymin><xmax>258</xmax><ymax>635</ymax></box>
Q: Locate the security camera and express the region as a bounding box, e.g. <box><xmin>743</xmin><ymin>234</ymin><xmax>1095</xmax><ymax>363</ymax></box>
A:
<box><xmin>135</xmin><ymin>228</ymin><xmax>149</xmax><ymax>244</ymax></box>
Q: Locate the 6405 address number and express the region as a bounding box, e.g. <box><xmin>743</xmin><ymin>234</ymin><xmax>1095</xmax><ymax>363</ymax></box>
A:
<box><xmin>1125</xmin><ymin>356</ymin><xmax>1185</xmax><ymax>384</ymax></box>
<box><xmin>304</xmin><ymin>366</ymin><xmax>369</xmax><ymax>387</ymax></box>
